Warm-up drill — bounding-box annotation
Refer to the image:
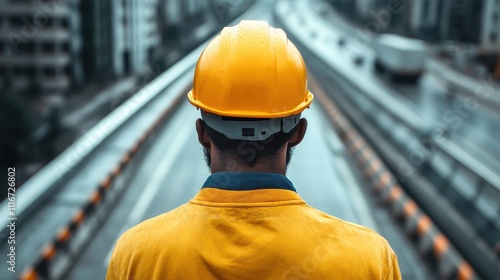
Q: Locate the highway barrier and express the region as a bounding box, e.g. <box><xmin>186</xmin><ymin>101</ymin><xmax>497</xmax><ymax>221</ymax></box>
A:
<box><xmin>275</xmin><ymin>1</ymin><xmax>500</xmax><ymax>277</ymax></box>
<box><xmin>19</xmin><ymin>89</ymin><xmax>186</xmax><ymax>280</ymax></box>
<box><xmin>311</xmin><ymin>76</ymin><xmax>478</xmax><ymax>280</ymax></box>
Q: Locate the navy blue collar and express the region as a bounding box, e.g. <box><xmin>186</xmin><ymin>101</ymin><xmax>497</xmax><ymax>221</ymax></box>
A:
<box><xmin>202</xmin><ymin>172</ymin><xmax>296</xmax><ymax>192</ymax></box>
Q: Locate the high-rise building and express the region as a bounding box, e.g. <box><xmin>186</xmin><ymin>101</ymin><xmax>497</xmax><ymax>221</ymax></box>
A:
<box><xmin>407</xmin><ymin>0</ymin><xmax>441</xmax><ymax>40</ymax></box>
<box><xmin>81</xmin><ymin>0</ymin><xmax>115</xmax><ymax>82</ymax></box>
<box><xmin>82</xmin><ymin>0</ymin><xmax>161</xmax><ymax>80</ymax></box>
<box><xmin>340</xmin><ymin>0</ymin><xmax>500</xmax><ymax>52</ymax></box>
<box><xmin>348</xmin><ymin>0</ymin><xmax>406</xmax><ymax>33</ymax></box>
<box><xmin>438</xmin><ymin>0</ymin><xmax>483</xmax><ymax>43</ymax></box>
<box><xmin>327</xmin><ymin>0</ymin><xmax>357</xmax><ymax>19</ymax></box>
<box><xmin>355</xmin><ymin>0</ymin><xmax>380</xmax><ymax>18</ymax></box>
<box><xmin>0</xmin><ymin>0</ymin><xmax>162</xmax><ymax>96</ymax></box>
<box><xmin>120</xmin><ymin>0</ymin><xmax>160</xmax><ymax>75</ymax></box>
<box><xmin>408</xmin><ymin>0</ymin><xmax>499</xmax><ymax>51</ymax></box>
<box><xmin>480</xmin><ymin>0</ymin><xmax>500</xmax><ymax>52</ymax></box>
<box><xmin>0</xmin><ymin>0</ymin><xmax>84</xmax><ymax>95</ymax></box>
<box><xmin>160</xmin><ymin>0</ymin><xmax>209</xmax><ymax>43</ymax></box>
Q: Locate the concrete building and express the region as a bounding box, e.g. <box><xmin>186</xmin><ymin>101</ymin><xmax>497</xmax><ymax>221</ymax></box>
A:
<box><xmin>438</xmin><ymin>0</ymin><xmax>483</xmax><ymax>44</ymax></box>
<box><xmin>0</xmin><ymin>0</ymin><xmax>249</xmax><ymax>96</ymax></box>
<box><xmin>480</xmin><ymin>0</ymin><xmax>500</xmax><ymax>52</ymax></box>
<box><xmin>355</xmin><ymin>0</ymin><xmax>380</xmax><ymax>17</ymax></box>
<box><xmin>327</xmin><ymin>0</ymin><xmax>357</xmax><ymax>19</ymax></box>
<box><xmin>408</xmin><ymin>0</ymin><xmax>441</xmax><ymax>38</ymax></box>
<box><xmin>161</xmin><ymin>0</ymin><xmax>209</xmax><ymax>42</ymax></box>
<box><xmin>407</xmin><ymin>0</ymin><xmax>499</xmax><ymax>52</ymax></box>
<box><xmin>0</xmin><ymin>0</ymin><xmax>84</xmax><ymax>95</ymax></box>
<box><xmin>344</xmin><ymin>0</ymin><xmax>406</xmax><ymax>33</ymax></box>
<box><xmin>122</xmin><ymin>0</ymin><xmax>160</xmax><ymax>75</ymax></box>
<box><xmin>81</xmin><ymin>0</ymin><xmax>115</xmax><ymax>82</ymax></box>
<box><xmin>340</xmin><ymin>0</ymin><xmax>499</xmax><ymax>52</ymax></box>
<box><xmin>0</xmin><ymin>0</ymin><xmax>162</xmax><ymax>96</ymax></box>
<box><xmin>82</xmin><ymin>0</ymin><xmax>161</xmax><ymax>80</ymax></box>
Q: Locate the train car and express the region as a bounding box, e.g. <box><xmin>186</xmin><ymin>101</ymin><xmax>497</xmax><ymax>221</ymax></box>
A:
<box><xmin>374</xmin><ymin>34</ymin><xmax>428</xmax><ymax>82</ymax></box>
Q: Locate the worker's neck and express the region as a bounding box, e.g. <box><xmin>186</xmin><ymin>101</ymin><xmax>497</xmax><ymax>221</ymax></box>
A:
<box><xmin>211</xmin><ymin>158</ymin><xmax>286</xmax><ymax>175</ymax></box>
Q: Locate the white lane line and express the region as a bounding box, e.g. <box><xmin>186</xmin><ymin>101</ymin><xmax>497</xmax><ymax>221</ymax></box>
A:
<box><xmin>103</xmin><ymin>123</ymin><xmax>192</xmax><ymax>267</ymax></box>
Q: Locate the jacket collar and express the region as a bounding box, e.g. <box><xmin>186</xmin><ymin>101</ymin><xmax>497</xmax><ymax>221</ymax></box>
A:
<box><xmin>191</xmin><ymin>172</ymin><xmax>303</xmax><ymax>206</ymax></box>
<box><xmin>202</xmin><ymin>172</ymin><xmax>296</xmax><ymax>192</ymax></box>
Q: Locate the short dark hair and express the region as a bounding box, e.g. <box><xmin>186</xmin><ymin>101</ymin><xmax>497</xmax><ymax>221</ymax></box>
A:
<box><xmin>202</xmin><ymin>120</ymin><xmax>297</xmax><ymax>167</ymax></box>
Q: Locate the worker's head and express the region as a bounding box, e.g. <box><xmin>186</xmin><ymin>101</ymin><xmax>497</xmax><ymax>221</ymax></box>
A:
<box><xmin>188</xmin><ymin>20</ymin><xmax>313</xmax><ymax>173</ymax></box>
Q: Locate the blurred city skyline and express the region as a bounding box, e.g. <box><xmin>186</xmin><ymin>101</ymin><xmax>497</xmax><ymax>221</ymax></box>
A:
<box><xmin>1</xmin><ymin>0</ymin><xmax>499</xmax><ymax>188</ymax></box>
<box><xmin>0</xmin><ymin>0</ymin><xmax>254</xmax><ymax>185</ymax></box>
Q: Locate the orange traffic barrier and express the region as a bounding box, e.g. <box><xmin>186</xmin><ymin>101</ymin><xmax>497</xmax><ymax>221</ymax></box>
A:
<box><xmin>20</xmin><ymin>268</ymin><xmax>37</xmax><ymax>280</ymax></box>
<box><xmin>20</xmin><ymin>85</ymin><xmax>187</xmax><ymax>280</ymax></box>
<box><xmin>433</xmin><ymin>234</ymin><xmax>450</xmax><ymax>258</ymax></box>
<box><xmin>403</xmin><ymin>201</ymin><xmax>418</xmax><ymax>218</ymax></box>
<box><xmin>309</xmin><ymin>75</ymin><xmax>477</xmax><ymax>279</ymax></box>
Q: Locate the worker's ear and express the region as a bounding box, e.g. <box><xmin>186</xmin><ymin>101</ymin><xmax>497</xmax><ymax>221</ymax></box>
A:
<box><xmin>196</xmin><ymin>119</ymin><xmax>211</xmax><ymax>150</ymax></box>
<box><xmin>288</xmin><ymin>118</ymin><xmax>307</xmax><ymax>148</ymax></box>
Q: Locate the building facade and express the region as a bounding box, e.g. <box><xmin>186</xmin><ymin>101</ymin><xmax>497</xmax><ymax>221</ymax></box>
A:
<box><xmin>407</xmin><ymin>0</ymin><xmax>499</xmax><ymax>52</ymax></box>
<box><xmin>122</xmin><ymin>0</ymin><xmax>160</xmax><ymax>75</ymax></box>
<box><xmin>0</xmin><ymin>0</ymin><xmax>251</xmax><ymax>97</ymax></box>
<box><xmin>81</xmin><ymin>0</ymin><xmax>114</xmax><ymax>83</ymax></box>
<box><xmin>82</xmin><ymin>0</ymin><xmax>161</xmax><ymax>81</ymax></box>
<box><xmin>333</xmin><ymin>0</ymin><xmax>500</xmax><ymax>52</ymax></box>
<box><xmin>408</xmin><ymin>0</ymin><xmax>441</xmax><ymax>39</ymax></box>
<box><xmin>480</xmin><ymin>0</ymin><xmax>500</xmax><ymax>52</ymax></box>
<box><xmin>0</xmin><ymin>0</ymin><xmax>162</xmax><ymax>96</ymax></box>
<box><xmin>0</xmin><ymin>0</ymin><xmax>83</xmax><ymax>95</ymax></box>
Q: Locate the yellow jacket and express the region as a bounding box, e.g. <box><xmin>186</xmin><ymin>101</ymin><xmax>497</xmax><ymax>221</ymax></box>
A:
<box><xmin>107</xmin><ymin>172</ymin><xmax>401</xmax><ymax>280</ymax></box>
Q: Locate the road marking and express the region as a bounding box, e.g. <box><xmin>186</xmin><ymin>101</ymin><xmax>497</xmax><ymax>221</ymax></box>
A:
<box><xmin>103</xmin><ymin>123</ymin><xmax>192</xmax><ymax>267</ymax></box>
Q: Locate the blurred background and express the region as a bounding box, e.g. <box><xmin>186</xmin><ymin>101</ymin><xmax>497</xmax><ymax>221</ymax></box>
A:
<box><xmin>0</xmin><ymin>0</ymin><xmax>253</xmax><ymax>189</ymax></box>
<box><xmin>0</xmin><ymin>0</ymin><xmax>499</xmax><ymax>279</ymax></box>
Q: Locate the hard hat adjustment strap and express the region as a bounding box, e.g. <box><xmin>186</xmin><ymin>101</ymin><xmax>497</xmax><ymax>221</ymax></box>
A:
<box><xmin>201</xmin><ymin>111</ymin><xmax>300</xmax><ymax>141</ymax></box>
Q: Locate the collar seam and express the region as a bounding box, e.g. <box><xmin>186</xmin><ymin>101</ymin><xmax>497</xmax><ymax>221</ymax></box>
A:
<box><xmin>189</xmin><ymin>200</ymin><xmax>305</xmax><ymax>207</ymax></box>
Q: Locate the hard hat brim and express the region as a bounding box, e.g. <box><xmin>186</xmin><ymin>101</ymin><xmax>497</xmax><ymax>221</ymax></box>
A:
<box><xmin>187</xmin><ymin>90</ymin><xmax>314</xmax><ymax>119</ymax></box>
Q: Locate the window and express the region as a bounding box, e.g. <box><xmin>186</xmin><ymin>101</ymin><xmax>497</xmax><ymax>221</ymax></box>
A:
<box><xmin>491</xmin><ymin>32</ymin><xmax>498</xmax><ymax>43</ymax></box>
<box><xmin>24</xmin><ymin>67</ymin><xmax>36</xmax><ymax>80</ymax></box>
<box><xmin>64</xmin><ymin>65</ymin><xmax>71</xmax><ymax>76</ymax></box>
<box><xmin>13</xmin><ymin>67</ymin><xmax>24</xmax><ymax>76</ymax></box>
<box><xmin>44</xmin><ymin>67</ymin><xmax>56</xmax><ymax>78</ymax></box>
<box><xmin>62</xmin><ymin>43</ymin><xmax>70</xmax><ymax>52</ymax></box>
<box><xmin>42</xmin><ymin>42</ymin><xmax>54</xmax><ymax>52</ymax></box>
<box><xmin>10</xmin><ymin>17</ymin><xmax>25</xmax><ymax>28</ymax></box>
<box><xmin>61</xmin><ymin>18</ymin><xmax>69</xmax><ymax>28</ymax></box>
<box><xmin>17</xmin><ymin>42</ymin><xmax>36</xmax><ymax>54</ymax></box>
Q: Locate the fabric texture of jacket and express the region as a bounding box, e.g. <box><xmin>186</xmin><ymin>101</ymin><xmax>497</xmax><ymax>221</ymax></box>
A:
<box><xmin>106</xmin><ymin>172</ymin><xmax>402</xmax><ymax>280</ymax></box>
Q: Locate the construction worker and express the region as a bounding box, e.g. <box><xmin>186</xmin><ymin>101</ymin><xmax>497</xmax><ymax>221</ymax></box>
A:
<box><xmin>106</xmin><ymin>20</ymin><xmax>402</xmax><ymax>279</ymax></box>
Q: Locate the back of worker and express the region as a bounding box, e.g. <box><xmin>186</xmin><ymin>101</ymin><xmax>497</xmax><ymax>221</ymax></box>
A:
<box><xmin>106</xmin><ymin>20</ymin><xmax>401</xmax><ymax>280</ymax></box>
<box><xmin>108</xmin><ymin>187</ymin><xmax>399</xmax><ymax>279</ymax></box>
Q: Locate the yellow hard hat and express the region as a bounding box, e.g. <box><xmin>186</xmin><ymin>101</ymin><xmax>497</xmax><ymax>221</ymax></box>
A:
<box><xmin>188</xmin><ymin>20</ymin><xmax>313</xmax><ymax>119</ymax></box>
